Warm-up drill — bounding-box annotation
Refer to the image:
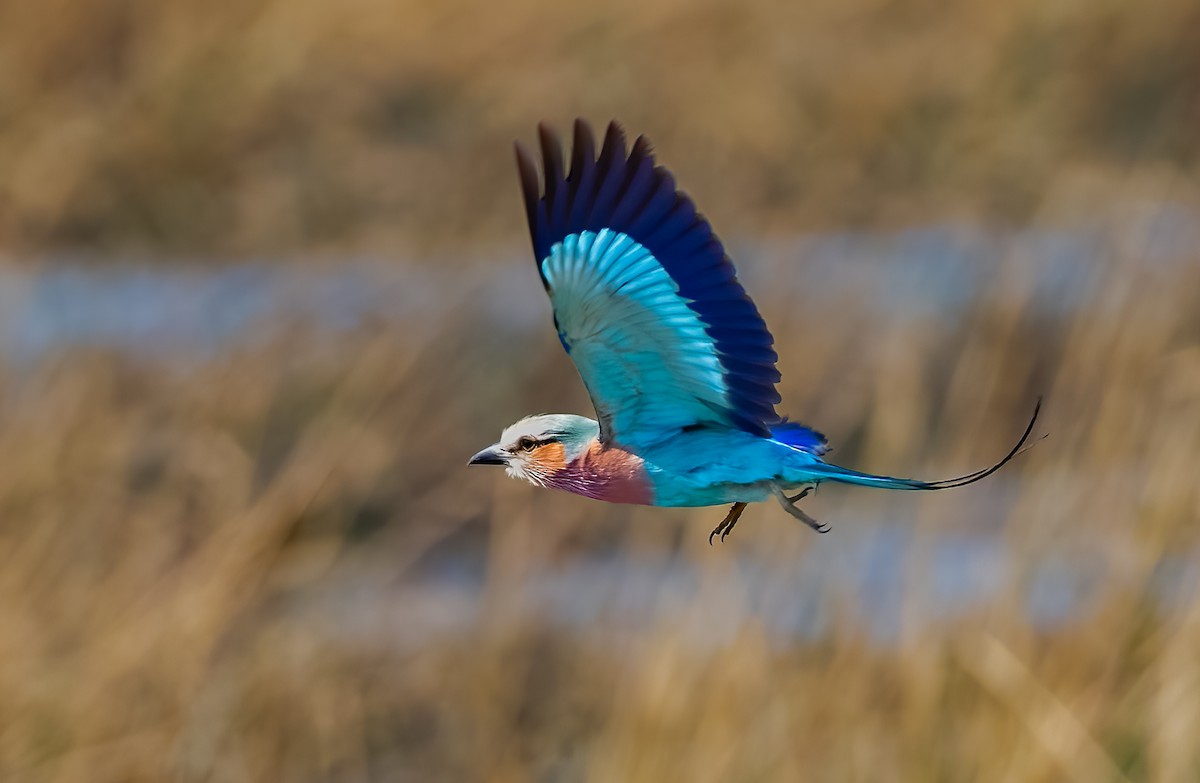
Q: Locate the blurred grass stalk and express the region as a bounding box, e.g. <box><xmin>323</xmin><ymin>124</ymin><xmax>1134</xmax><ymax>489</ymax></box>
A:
<box><xmin>0</xmin><ymin>0</ymin><xmax>1197</xmax><ymax>255</ymax></box>
<box><xmin>0</xmin><ymin>222</ymin><xmax>1197</xmax><ymax>780</ymax></box>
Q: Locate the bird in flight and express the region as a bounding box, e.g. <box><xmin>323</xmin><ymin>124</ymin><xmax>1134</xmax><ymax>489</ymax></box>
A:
<box><xmin>470</xmin><ymin>120</ymin><xmax>1039</xmax><ymax>543</ymax></box>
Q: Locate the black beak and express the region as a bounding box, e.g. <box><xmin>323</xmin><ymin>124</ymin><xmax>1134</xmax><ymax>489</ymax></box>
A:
<box><xmin>468</xmin><ymin>445</ymin><xmax>507</xmax><ymax>466</ymax></box>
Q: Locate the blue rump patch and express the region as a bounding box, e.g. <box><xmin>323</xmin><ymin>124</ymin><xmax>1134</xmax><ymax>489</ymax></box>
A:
<box><xmin>770</xmin><ymin>420</ymin><xmax>830</xmax><ymax>455</ymax></box>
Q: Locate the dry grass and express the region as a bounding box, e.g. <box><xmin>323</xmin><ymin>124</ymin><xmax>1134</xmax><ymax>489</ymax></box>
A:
<box><xmin>0</xmin><ymin>0</ymin><xmax>1197</xmax><ymax>255</ymax></box>
<box><xmin>2</xmin><ymin>0</ymin><xmax>1200</xmax><ymax>780</ymax></box>
<box><xmin>2</xmin><ymin>216</ymin><xmax>1198</xmax><ymax>780</ymax></box>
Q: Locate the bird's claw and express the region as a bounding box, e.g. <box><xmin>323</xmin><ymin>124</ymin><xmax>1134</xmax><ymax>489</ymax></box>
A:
<box><xmin>774</xmin><ymin>485</ymin><xmax>829</xmax><ymax>534</ymax></box>
<box><xmin>708</xmin><ymin>502</ymin><xmax>748</xmax><ymax>545</ymax></box>
<box><xmin>803</xmin><ymin>514</ymin><xmax>832</xmax><ymax>534</ymax></box>
<box><xmin>793</xmin><ymin>504</ymin><xmax>830</xmax><ymax>534</ymax></box>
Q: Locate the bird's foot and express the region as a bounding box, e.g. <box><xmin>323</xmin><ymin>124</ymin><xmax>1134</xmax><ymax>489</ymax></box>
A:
<box><xmin>709</xmin><ymin>502</ymin><xmax>748</xmax><ymax>545</ymax></box>
<box><xmin>773</xmin><ymin>486</ymin><xmax>830</xmax><ymax>534</ymax></box>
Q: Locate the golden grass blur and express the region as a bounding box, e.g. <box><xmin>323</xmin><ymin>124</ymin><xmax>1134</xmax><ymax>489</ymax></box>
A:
<box><xmin>2</xmin><ymin>0</ymin><xmax>1199</xmax><ymax>780</ymax></box>
<box><xmin>0</xmin><ymin>0</ymin><xmax>1197</xmax><ymax>254</ymax></box>
<box><xmin>2</xmin><ymin>231</ymin><xmax>1197</xmax><ymax>780</ymax></box>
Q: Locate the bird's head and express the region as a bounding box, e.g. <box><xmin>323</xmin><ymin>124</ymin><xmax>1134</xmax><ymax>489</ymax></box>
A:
<box><xmin>468</xmin><ymin>414</ymin><xmax>600</xmax><ymax>486</ymax></box>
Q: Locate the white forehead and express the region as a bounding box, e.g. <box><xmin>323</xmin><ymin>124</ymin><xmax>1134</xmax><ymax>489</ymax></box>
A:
<box><xmin>499</xmin><ymin>414</ymin><xmax>598</xmax><ymax>446</ymax></box>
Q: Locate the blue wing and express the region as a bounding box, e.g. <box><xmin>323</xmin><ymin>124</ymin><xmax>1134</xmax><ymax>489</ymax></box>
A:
<box><xmin>515</xmin><ymin>120</ymin><xmax>783</xmax><ymax>447</ymax></box>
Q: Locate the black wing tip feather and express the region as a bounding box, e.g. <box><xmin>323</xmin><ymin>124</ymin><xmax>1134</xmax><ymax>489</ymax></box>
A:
<box><xmin>537</xmin><ymin>122</ymin><xmax>563</xmax><ymax>171</ymax></box>
<box><xmin>514</xmin><ymin>141</ymin><xmax>539</xmax><ymax>199</ymax></box>
<box><xmin>569</xmin><ymin>120</ymin><xmax>595</xmax><ymax>177</ymax></box>
<box><xmin>630</xmin><ymin>133</ymin><xmax>655</xmax><ymax>163</ymax></box>
<box><xmin>603</xmin><ymin>119</ymin><xmax>627</xmax><ymax>147</ymax></box>
<box><xmin>519</xmin><ymin>119</ymin><xmax>652</xmax><ymax>200</ymax></box>
<box><xmin>517</xmin><ymin>119</ymin><xmax>629</xmax><ymax>256</ymax></box>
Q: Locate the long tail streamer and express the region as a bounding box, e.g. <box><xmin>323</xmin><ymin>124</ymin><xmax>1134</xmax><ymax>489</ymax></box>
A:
<box><xmin>809</xmin><ymin>398</ymin><xmax>1043</xmax><ymax>491</ymax></box>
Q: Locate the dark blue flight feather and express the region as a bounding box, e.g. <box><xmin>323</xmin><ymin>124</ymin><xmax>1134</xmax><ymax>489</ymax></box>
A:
<box><xmin>515</xmin><ymin>119</ymin><xmax>784</xmax><ymax>438</ymax></box>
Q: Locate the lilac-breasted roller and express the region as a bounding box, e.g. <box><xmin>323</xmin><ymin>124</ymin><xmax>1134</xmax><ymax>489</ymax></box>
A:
<box><xmin>470</xmin><ymin>120</ymin><xmax>1039</xmax><ymax>543</ymax></box>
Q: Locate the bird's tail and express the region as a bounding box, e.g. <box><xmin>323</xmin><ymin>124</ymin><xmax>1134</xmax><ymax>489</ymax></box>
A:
<box><xmin>806</xmin><ymin>399</ymin><xmax>1043</xmax><ymax>491</ymax></box>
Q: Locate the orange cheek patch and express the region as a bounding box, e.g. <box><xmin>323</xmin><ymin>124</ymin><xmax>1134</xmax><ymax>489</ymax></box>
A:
<box><xmin>530</xmin><ymin>441</ymin><xmax>567</xmax><ymax>471</ymax></box>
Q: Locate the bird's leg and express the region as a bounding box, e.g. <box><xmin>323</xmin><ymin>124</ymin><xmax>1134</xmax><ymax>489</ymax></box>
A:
<box><xmin>709</xmin><ymin>502</ymin><xmax>748</xmax><ymax>545</ymax></box>
<box><xmin>786</xmin><ymin>486</ymin><xmax>812</xmax><ymax>504</ymax></box>
<box><xmin>772</xmin><ymin>486</ymin><xmax>830</xmax><ymax>534</ymax></box>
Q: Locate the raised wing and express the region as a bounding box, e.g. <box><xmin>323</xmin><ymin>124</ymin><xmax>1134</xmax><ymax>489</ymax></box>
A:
<box><xmin>515</xmin><ymin>120</ymin><xmax>783</xmax><ymax>447</ymax></box>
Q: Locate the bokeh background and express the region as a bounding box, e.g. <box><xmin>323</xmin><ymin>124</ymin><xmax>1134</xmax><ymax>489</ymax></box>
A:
<box><xmin>2</xmin><ymin>0</ymin><xmax>1199</xmax><ymax>780</ymax></box>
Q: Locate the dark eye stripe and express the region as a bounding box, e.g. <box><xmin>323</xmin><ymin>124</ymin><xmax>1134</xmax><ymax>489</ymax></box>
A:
<box><xmin>517</xmin><ymin>435</ymin><xmax>560</xmax><ymax>451</ymax></box>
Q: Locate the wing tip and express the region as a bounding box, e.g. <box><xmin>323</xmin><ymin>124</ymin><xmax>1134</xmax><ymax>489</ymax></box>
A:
<box><xmin>514</xmin><ymin>139</ymin><xmax>542</xmax><ymax>250</ymax></box>
<box><xmin>630</xmin><ymin>133</ymin><xmax>655</xmax><ymax>164</ymax></box>
<box><xmin>538</xmin><ymin>123</ymin><xmax>564</xmax><ymax>177</ymax></box>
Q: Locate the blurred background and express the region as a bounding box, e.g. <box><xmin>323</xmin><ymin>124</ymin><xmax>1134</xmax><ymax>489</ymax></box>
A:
<box><xmin>1</xmin><ymin>0</ymin><xmax>1198</xmax><ymax>780</ymax></box>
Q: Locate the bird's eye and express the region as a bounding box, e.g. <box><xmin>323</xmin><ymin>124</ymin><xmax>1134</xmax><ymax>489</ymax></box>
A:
<box><xmin>516</xmin><ymin>436</ymin><xmax>538</xmax><ymax>452</ymax></box>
